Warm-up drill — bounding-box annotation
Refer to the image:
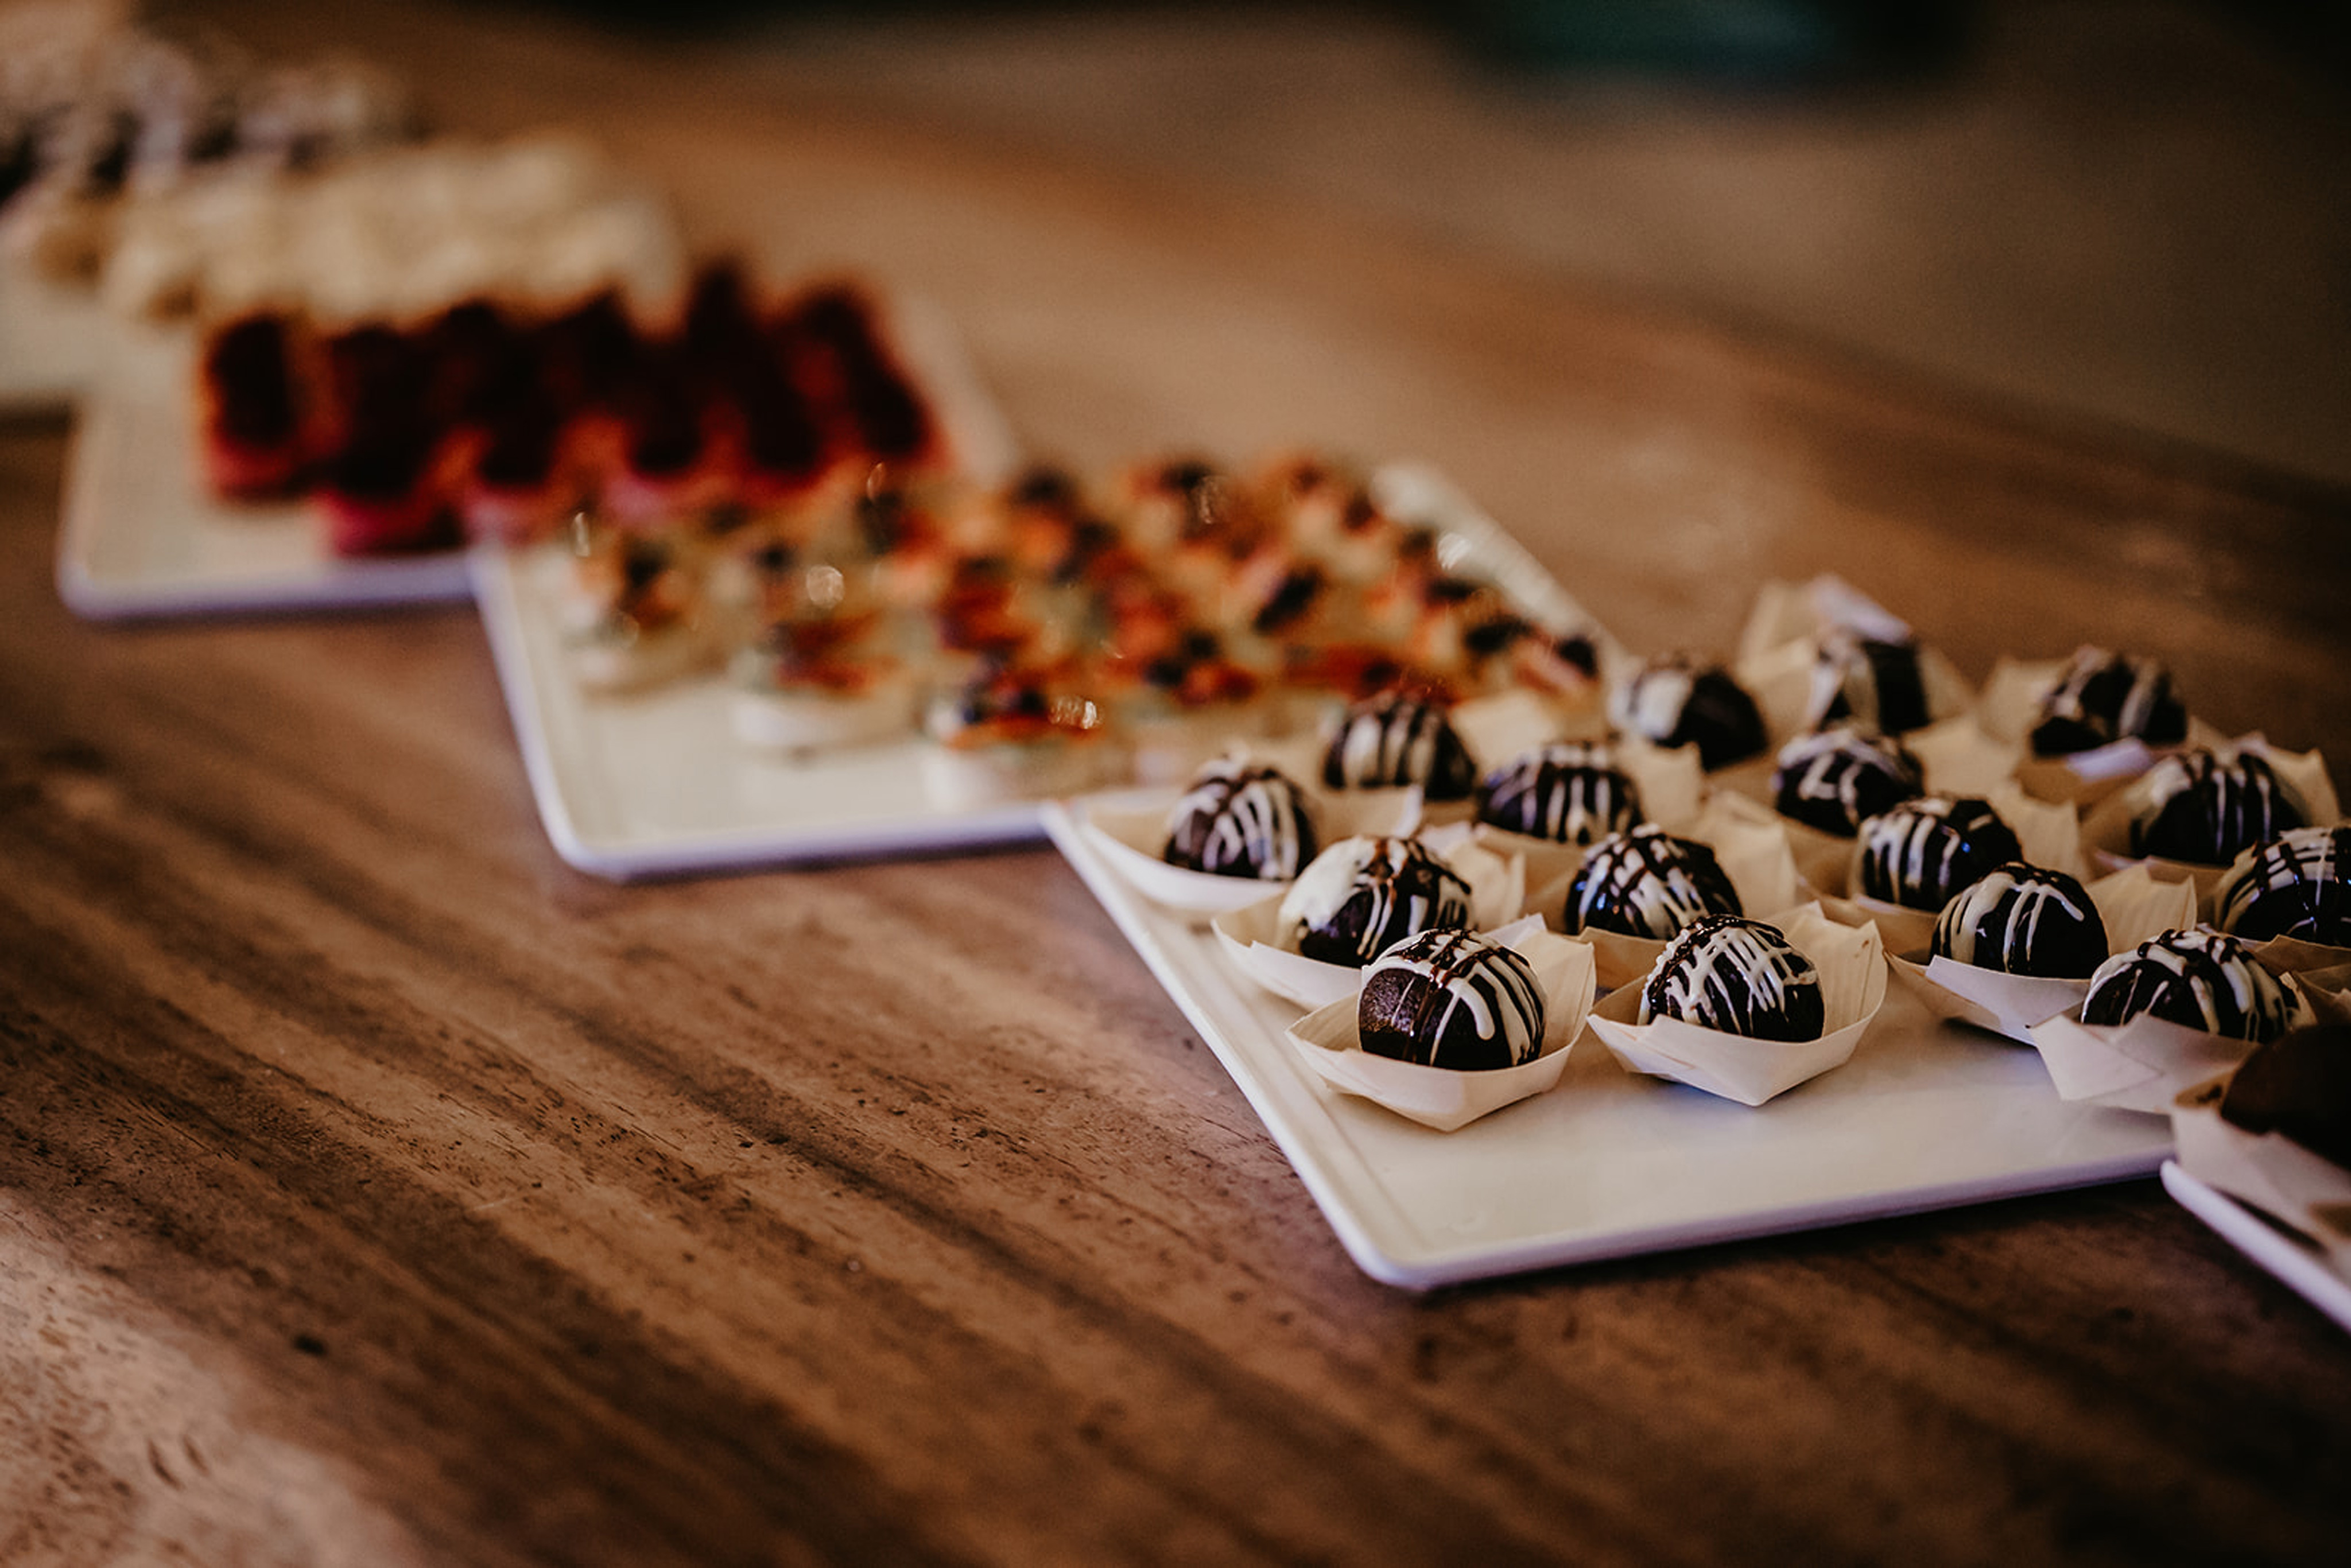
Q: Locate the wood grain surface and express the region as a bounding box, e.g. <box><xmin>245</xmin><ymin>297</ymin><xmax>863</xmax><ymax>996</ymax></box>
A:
<box><xmin>6</xmin><ymin>4</ymin><xmax>2351</xmax><ymax>1564</ymax></box>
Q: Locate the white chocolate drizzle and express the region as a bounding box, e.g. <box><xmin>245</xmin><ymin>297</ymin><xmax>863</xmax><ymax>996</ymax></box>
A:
<box><xmin>2215</xmin><ymin>825</ymin><xmax>2351</xmax><ymax>944</ymax></box>
<box><xmin>1480</xmin><ymin>742</ymin><xmax>1642</xmax><ymax>845</ymax></box>
<box><xmin>1638</xmin><ymin>915</ymin><xmax>1823</xmax><ymax>1039</ymax></box>
<box><xmin>2083</xmin><ymin>928</ymin><xmax>2305</xmax><ymax>1041</ymax></box>
<box><xmin>1360</xmin><ymin>929</ymin><xmax>1545</xmax><ymax>1069</ymax></box>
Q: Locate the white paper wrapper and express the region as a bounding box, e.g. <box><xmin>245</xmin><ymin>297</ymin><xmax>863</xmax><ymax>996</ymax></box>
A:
<box><xmin>2171</xmin><ymin>1084</ymin><xmax>2351</xmax><ymax>1280</ymax></box>
<box><xmin>1904</xmin><ymin>715</ymin><xmax>2024</xmax><ymax>799</ymax></box>
<box><xmin>2081</xmin><ymin>736</ymin><xmax>2340</xmax><ymax>914</ymax></box>
<box><xmin>2245</xmin><ymin>934</ymin><xmax>2351</xmax><ymax>992</ymax></box>
<box><xmin>1585</xmin><ymin>905</ymin><xmax>1887</xmax><ymax>1106</ymax></box>
<box><xmin>1448</xmin><ymin>688</ymin><xmax>1564</xmax><ymax>776</ymax></box>
<box><xmin>1729</xmin><ymin>575</ymin><xmax>1969</xmax><ymax>746</ymax></box>
<box><xmin>2028</xmin><ymin>1012</ymin><xmax>2280</xmax><ymax>1116</ymax></box>
<box><xmin>1612</xmin><ymin>736</ymin><xmax>1707</xmax><ymax>833</ymax></box>
<box><xmin>1882</xmin><ymin>863</ymin><xmax>2199</xmax><ymax>1043</ymax></box>
<box><xmin>1069</xmin><ymin>777</ymin><xmax>1421</xmax><ymax>918</ymax></box>
<box><xmin>1212</xmin><ymin>835</ymin><xmax>1527</xmax><ymax>1008</ymax></box>
<box><xmin>1778</xmin><ymin>813</ymin><xmax>1861</xmax><ymax>899</ymax></box>
<box><xmin>1821</xmin><ymin>891</ymin><xmax>1938</xmax><ymax>959</ymax></box>
<box><xmin>1284</xmin><ymin>927</ymin><xmax>1597</xmax><ymax>1132</ymax></box>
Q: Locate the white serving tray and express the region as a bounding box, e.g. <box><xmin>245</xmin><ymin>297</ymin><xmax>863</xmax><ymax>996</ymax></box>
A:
<box><xmin>56</xmin><ymin>322</ymin><xmax>476</xmax><ymax>617</ymax></box>
<box><xmin>1046</xmin><ymin>798</ymin><xmax>2176</xmax><ymax>1288</ymax></box>
<box><xmin>2160</xmin><ymin>1161</ymin><xmax>2351</xmax><ymax>1334</ymax></box>
<box><xmin>0</xmin><ymin>263</ymin><xmax>106</xmax><ymax>412</ymax></box>
<box><xmin>475</xmin><ymin>462</ymin><xmax>1619</xmax><ymax>879</ymax></box>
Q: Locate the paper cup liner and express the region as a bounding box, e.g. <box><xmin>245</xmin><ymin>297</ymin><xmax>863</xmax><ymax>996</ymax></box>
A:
<box><xmin>1449</xmin><ymin>688</ymin><xmax>1566</xmax><ymax>776</ymax></box>
<box><xmin>1283</xmin><ymin>927</ymin><xmax>1597</xmax><ymax>1132</ymax></box>
<box><xmin>1819</xmin><ymin>890</ymin><xmax>1938</xmax><ymax>957</ymax></box>
<box><xmin>1585</xmin><ymin>905</ymin><xmax>1887</xmax><ymax>1106</ymax></box>
<box><xmin>1682</xmin><ymin>793</ymin><xmax>1803</xmax><ymax>915</ymax></box>
<box><xmin>2027</xmin><ymin>1013</ymin><xmax>2269</xmax><ymax>1116</ymax></box>
<box><xmin>1614</xmin><ymin>739</ymin><xmax>1706</xmax><ymax>833</ymax></box>
<box><xmin>1213</xmin><ymin>852</ymin><xmax>1531</xmax><ymax>1010</ymax></box>
<box><xmin>1071</xmin><ymin>777</ymin><xmax>1422</xmax><ymax>918</ymax></box>
<box><xmin>1776</xmin><ymin>814</ymin><xmax>1859</xmax><ymax>899</ymax></box>
<box><xmin>2171</xmin><ymin>1085</ymin><xmax>2351</xmax><ymax>1277</ymax></box>
<box><xmin>1906</xmin><ymin>715</ymin><xmax>2023</xmax><ymax>800</ymax></box>
<box><xmin>1883</xmin><ymin>863</ymin><xmax>2198</xmax><ymax>1043</ymax></box>
<box><xmin>2246</xmin><ymin>934</ymin><xmax>2351</xmax><ymax>991</ymax></box>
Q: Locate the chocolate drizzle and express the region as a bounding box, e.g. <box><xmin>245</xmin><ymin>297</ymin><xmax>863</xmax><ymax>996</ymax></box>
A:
<box><xmin>1564</xmin><ymin>825</ymin><xmax>1741</xmax><ymax>939</ymax></box>
<box><xmin>1609</xmin><ymin>657</ymin><xmax>1767</xmax><ymax>771</ymax></box>
<box><xmin>1771</xmin><ymin>726</ymin><xmax>1923</xmax><ymax>838</ymax></box>
<box><xmin>2083</xmin><ymin>929</ymin><xmax>2305</xmax><ymax>1041</ymax></box>
<box><xmin>1359</xmin><ymin>929</ymin><xmax>1545</xmax><ymax>1071</ymax></box>
<box><xmin>1321</xmin><ymin>693</ymin><xmax>1476</xmax><ymax>800</ymax></box>
<box><xmin>2031</xmin><ymin>646</ymin><xmax>2186</xmax><ymax>757</ymax></box>
<box><xmin>2126</xmin><ymin>748</ymin><xmax>2306</xmax><ymax>865</ymax></box>
<box><xmin>1162</xmin><ymin>761</ymin><xmax>1317</xmax><ymax>881</ymax></box>
<box><xmin>2215</xmin><ymin>826</ymin><xmax>2351</xmax><ymax>947</ymax></box>
<box><xmin>1280</xmin><ymin>837</ymin><xmax>1472</xmax><ymax>967</ymax></box>
<box><xmin>1478</xmin><ymin>743</ymin><xmax>1642</xmax><ymax>846</ymax></box>
<box><xmin>1931</xmin><ymin>863</ymin><xmax>2108</xmax><ymax>978</ymax></box>
<box><xmin>1806</xmin><ymin>632</ymin><xmax>1931</xmax><ymax>735</ymax></box>
<box><xmin>1638</xmin><ymin>915</ymin><xmax>1825</xmax><ymax>1042</ymax></box>
<box><xmin>1855</xmin><ymin>797</ymin><xmax>2022</xmax><ymax>911</ymax></box>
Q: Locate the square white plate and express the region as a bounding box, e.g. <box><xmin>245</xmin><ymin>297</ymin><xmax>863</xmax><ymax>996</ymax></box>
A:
<box><xmin>56</xmin><ymin>322</ymin><xmax>476</xmax><ymax>618</ymax></box>
<box><xmin>1045</xmin><ymin>799</ymin><xmax>2177</xmax><ymax>1288</ymax></box>
<box><xmin>2161</xmin><ymin>1161</ymin><xmax>2351</xmax><ymax>1334</ymax></box>
<box><xmin>474</xmin><ymin>462</ymin><xmax>1615</xmax><ymax>879</ymax></box>
<box><xmin>0</xmin><ymin>263</ymin><xmax>106</xmax><ymax>413</ymax></box>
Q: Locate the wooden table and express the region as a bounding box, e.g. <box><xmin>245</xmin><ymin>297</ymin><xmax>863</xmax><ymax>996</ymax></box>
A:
<box><xmin>5</xmin><ymin>4</ymin><xmax>2349</xmax><ymax>1563</ymax></box>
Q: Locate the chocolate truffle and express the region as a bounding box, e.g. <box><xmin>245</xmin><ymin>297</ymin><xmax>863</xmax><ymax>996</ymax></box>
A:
<box><xmin>1609</xmin><ymin>657</ymin><xmax>1768</xmax><ymax>771</ymax></box>
<box><xmin>2124</xmin><ymin>747</ymin><xmax>2307</xmax><ymax>865</ymax></box>
<box><xmin>1771</xmin><ymin>725</ymin><xmax>1924</xmax><ymax>838</ymax></box>
<box><xmin>1564</xmin><ymin>825</ymin><xmax>1743</xmax><ymax>940</ymax></box>
<box><xmin>1321</xmin><ymin>692</ymin><xmax>1477</xmax><ymax>801</ymax></box>
<box><xmin>1805</xmin><ymin>630</ymin><xmax>1933</xmax><ymax>735</ymax></box>
<box><xmin>1639</xmin><ymin>915</ymin><xmax>1826</xmax><ymax>1042</ymax></box>
<box><xmin>2220</xmin><ymin>1024</ymin><xmax>2351</xmax><ymax>1170</ymax></box>
<box><xmin>2082</xmin><ymin>929</ymin><xmax>2305</xmax><ymax>1042</ymax></box>
<box><xmin>1854</xmin><ymin>797</ymin><xmax>2023</xmax><ymax>911</ymax></box>
<box><xmin>1931</xmin><ymin>864</ymin><xmax>2109</xmax><ymax>978</ymax></box>
<box><xmin>1479</xmin><ymin>743</ymin><xmax>1643</xmax><ymax>845</ymax></box>
<box><xmin>1162</xmin><ymin>759</ymin><xmax>1318</xmax><ymax>880</ymax></box>
<box><xmin>1279</xmin><ymin>836</ymin><xmax>1474</xmax><ymax>967</ymax></box>
<box><xmin>2215</xmin><ymin>826</ymin><xmax>2351</xmax><ymax>947</ymax></box>
<box><xmin>2031</xmin><ymin>646</ymin><xmax>2187</xmax><ymax>757</ymax></box>
<box><xmin>1359</xmin><ymin>929</ymin><xmax>1547</xmax><ymax>1071</ymax></box>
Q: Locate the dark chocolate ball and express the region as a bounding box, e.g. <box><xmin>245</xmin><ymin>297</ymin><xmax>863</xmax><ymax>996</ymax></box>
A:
<box><xmin>1931</xmin><ymin>863</ymin><xmax>2109</xmax><ymax>978</ymax></box>
<box><xmin>2125</xmin><ymin>748</ymin><xmax>2307</xmax><ymax>865</ymax></box>
<box><xmin>1359</xmin><ymin>928</ymin><xmax>1546</xmax><ymax>1071</ymax></box>
<box><xmin>1609</xmin><ymin>657</ymin><xmax>1767</xmax><ymax>771</ymax></box>
<box><xmin>1771</xmin><ymin>725</ymin><xmax>1923</xmax><ymax>838</ymax></box>
<box><xmin>1321</xmin><ymin>692</ymin><xmax>1476</xmax><ymax>801</ymax></box>
<box><xmin>2221</xmin><ymin>1024</ymin><xmax>2351</xmax><ymax>1170</ymax></box>
<box><xmin>1478</xmin><ymin>742</ymin><xmax>1643</xmax><ymax>845</ymax></box>
<box><xmin>2030</xmin><ymin>646</ymin><xmax>2187</xmax><ymax>757</ymax></box>
<box><xmin>1639</xmin><ymin>914</ymin><xmax>1826</xmax><ymax>1042</ymax></box>
<box><xmin>2215</xmin><ymin>826</ymin><xmax>2351</xmax><ymax>947</ymax></box>
<box><xmin>2082</xmin><ymin>929</ymin><xmax>2305</xmax><ymax>1042</ymax></box>
<box><xmin>1162</xmin><ymin>759</ymin><xmax>1318</xmax><ymax>880</ymax></box>
<box><xmin>1279</xmin><ymin>836</ymin><xmax>1474</xmax><ymax>967</ymax></box>
<box><xmin>1564</xmin><ymin>825</ymin><xmax>1743</xmax><ymax>940</ymax></box>
<box><xmin>1806</xmin><ymin>631</ymin><xmax>1933</xmax><ymax>735</ymax></box>
<box><xmin>1854</xmin><ymin>797</ymin><xmax>2023</xmax><ymax>911</ymax></box>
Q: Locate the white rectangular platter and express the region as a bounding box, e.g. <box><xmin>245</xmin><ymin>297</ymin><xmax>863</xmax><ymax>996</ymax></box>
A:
<box><xmin>0</xmin><ymin>264</ymin><xmax>106</xmax><ymax>413</ymax></box>
<box><xmin>56</xmin><ymin>323</ymin><xmax>475</xmax><ymax>618</ymax></box>
<box><xmin>474</xmin><ymin>463</ymin><xmax>1606</xmax><ymax>879</ymax></box>
<box><xmin>2161</xmin><ymin>1161</ymin><xmax>2351</xmax><ymax>1334</ymax></box>
<box><xmin>1045</xmin><ymin>800</ymin><xmax>2177</xmax><ymax>1288</ymax></box>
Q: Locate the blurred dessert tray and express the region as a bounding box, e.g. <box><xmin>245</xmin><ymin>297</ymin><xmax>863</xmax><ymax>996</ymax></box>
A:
<box><xmin>474</xmin><ymin>459</ymin><xmax>1598</xmax><ymax>878</ymax></box>
<box><xmin>0</xmin><ymin>265</ymin><xmax>106</xmax><ymax>412</ymax></box>
<box><xmin>57</xmin><ymin>320</ymin><xmax>478</xmax><ymax>616</ymax></box>
<box><xmin>1046</xmin><ymin>801</ymin><xmax>2177</xmax><ymax>1288</ymax></box>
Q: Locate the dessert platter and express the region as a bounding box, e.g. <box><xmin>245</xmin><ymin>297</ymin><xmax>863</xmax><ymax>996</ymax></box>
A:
<box><xmin>1048</xmin><ymin>572</ymin><xmax>2349</xmax><ymax>1286</ymax></box>
<box><xmin>476</xmin><ymin>456</ymin><xmax>1601</xmax><ymax>876</ymax></box>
